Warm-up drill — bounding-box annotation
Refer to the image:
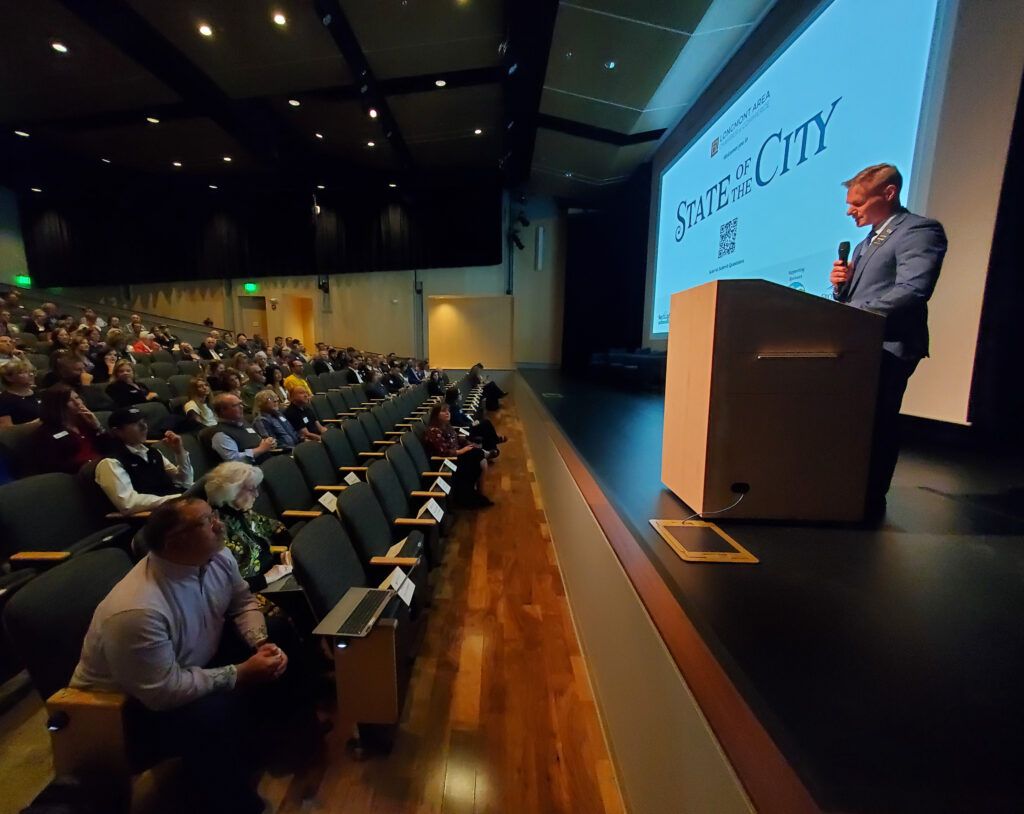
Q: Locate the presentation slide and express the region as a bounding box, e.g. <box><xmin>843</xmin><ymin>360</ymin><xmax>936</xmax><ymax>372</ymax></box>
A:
<box><xmin>651</xmin><ymin>0</ymin><xmax>941</xmax><ymax>334</ymax></box>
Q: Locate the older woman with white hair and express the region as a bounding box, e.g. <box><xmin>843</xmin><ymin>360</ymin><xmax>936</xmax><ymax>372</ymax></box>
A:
<box><xmin>203</xmin><ymin>461</ymin><xmax>293</xmax><ymax>591</ymax></box>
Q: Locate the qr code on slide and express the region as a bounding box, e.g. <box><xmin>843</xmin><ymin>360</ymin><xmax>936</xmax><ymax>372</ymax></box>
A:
<box><xmin>718</xmin><ymin>218</ymin><xmax>738</xmax><ymax>258</ymax></box>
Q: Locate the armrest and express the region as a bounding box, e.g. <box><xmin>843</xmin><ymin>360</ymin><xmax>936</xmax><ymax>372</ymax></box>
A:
<box><xmin>337</xmin><ymin>412</ymin><xmax>357</xmax><ymax>418</ymax></box>
<box><xmin>385</xmin><ymin>431</ymin><xmax>404</xmax><ymax>437</ymax></box>
<box><xmin>395</xmin><ymin>423</ymin><xmax>415</xmax><ymax>429</ymax></box>
<box><xmin>70</xmin><ymin>524</ymin><xmax>134</xmax><ymax>556</ymax></box>
<box><xmin>269</xmin><ymin>545</ymin><xmax>289</xmax><ymax>555</ymax></box>
<box><xmin>358</xmin><ymin>451</ymin><xmax>386</xmax><ymax>459</ymax></box>
<box><xmin>394</xmin><ymin>517</ymin><xmax>437</xmax><ymax>527</ymax></box>
<box><xmin>372</xmin><ymin>440</ymin><xmax>397</xmax><ymax>447</ymax></box>
<box><xmin>313</xmin><ymin>485</ymin><xmax>347</xmax><ymax>492</ymax></box>
<box><xmin>338</xmin><ymin>466</ymin><xmax>369</xmax><ymax>473</ymax></box>
<box><xmin>105</xmin><ymin>511</ymin><xmax>152</xmax><ymax>520</ymax></box>
<box><xmin>410</xmin><ymin>491</ymin><xmax>446</xmax><ymax>499</ymax></box>
<box><xmin>430</xmin><ymin>456</ymin><xmax>457</xmax><ymax>461</ymax></box>
<box><xmin>9</xmin><ymin>551</ymin><xmax>71</xmax><ymax>567</ymax></box>
<box><xmin>46</xmin><ymin>687</ymin><xmax>130</xmax><ymax>779</ymax></box>
<box><xmin>281</xmin><ymin>510</ymin><xmax>323</xmax><ymax>519</ymax></box>
<box><xmin>421</xmin><ymin>471</ymin><xmax>452</xmax><ymax>478</ymax></box>
<box><xmin>369</xmin><ymin>556</ymin><xmax>419</xmax><ymax>567</ymax></box>
<box><xmin>143</xmin><ymin>439</ymin><xmax>161</xmax><ymax>446</ymax></box>
<box><xmin>321</xmin><ymin>418</ymin><xmax>344</xmax><ymax>424</ymax></box>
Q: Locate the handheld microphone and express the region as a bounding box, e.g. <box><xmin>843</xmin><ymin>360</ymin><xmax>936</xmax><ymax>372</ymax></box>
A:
<box><xmin>838</xmin><ymin>241</ymin><xmax>851</xmax><ymax>264</ymax></box>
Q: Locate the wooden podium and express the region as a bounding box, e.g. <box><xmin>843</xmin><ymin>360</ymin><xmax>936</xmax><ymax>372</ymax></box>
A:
<box><xmin>661</xmin><ymin>280</ymin><xmax>885</xmax><ymax>522</ymax></box>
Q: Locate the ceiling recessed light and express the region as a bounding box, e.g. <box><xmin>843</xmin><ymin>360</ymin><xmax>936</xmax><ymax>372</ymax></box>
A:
<box><xmin>14</xmin><ymin>130</ymin><xmax>30</xmax><ymax>138</ymax></box>
<box><xmin>317</xmin><ymin>185</ymin><xmax>325</xmax><ymax>190</ymax></box>
<box><xmin>273</xmin><ymin>12</ymin><xmax>287</xmax><ymax>25</ymax></box>
<box><xmin>564</xmin><ymin>171</ymin><xmax>573</xmax><ymax>178</ymax></box>
<box><xmin>288</xmin><ymin>99</ymin><xmax>300</xmax><ymax>107</ymax></box>
<box><xmin>101</xmin><ymin>158</ymin><xmax>111</xmax><ymax>164</ymax></box>
<box><xmin>388</xmin><ymin>183</ymin><xmax>397</xmax><ymax>188</ymax></box>
<box><xmin>209</xmin><ymin>184</ymin><xmax>218</xmax><ymax>189</ymax></box>
<box><xmin>198</xmin><ymin>23</ymin><xmax>213</xmax><ymax>37</ymax></box>
<box><xmin>222</xmin><ymin>155</ymin><xmax>232</xmax><ymax>162</ymax></box>
<box><xmin>507</xmin><ymin>62</ymin><xmax>518</xmax><ymax>76</ymax></box>
<box><xmin>434</xmin><ymin>79</ymin><xmax>447</xmax><ymax>88</ymax></box>
<box><xmin>368</xmin><ymin>108</ymin><xmax>378</xmax><ymax>119</ymax></box>
<box><xmin>172</xmin><ymin>161</ymin><xmax>182</xmax><ymax>168</ymax></box>
<box><xmin>30</xmin><ymin>187</ymin><xmax>42</xmax><ymax>193</ymax></box>
<box><xmin>315</xmin><ymin>132</ymin><xmax>323</xmax><ymax>139</ymax></box>
<box><xmin>146</xmin><ymin>116</ymin><xmax>160</xmax><ymax>124</ymax></box>
<box><xmin>367</xmin><ymin>140</ymin><xmax>375</xmax><ymax>148</ymax></box>
<box><xmin>51</xmin><ymin>41</ymin><xmax>68</xmax><ymax>54</ymax></box>
<box><xmin>474</xmin><ymin>128</ymin><xmax>482</xmax><ymax>135</ymax></box>
<box><xmin>604</xmin><ymin>60</ymin><xmax>617</xmax><ymax>70</ymax></box>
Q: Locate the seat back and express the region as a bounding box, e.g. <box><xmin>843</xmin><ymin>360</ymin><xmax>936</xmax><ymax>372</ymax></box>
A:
<box><xmin>293</xmin><ymin>441</ymin><xmax>340</xmax><ymax>490</ymax></box>
<box><xmin>338</xmin><ymin>388</ymin><xmax>362</xmax><ymax>412</ymax></box>
<box><xmin>132</xmin><ymin>361</ymin><xmax>150</xmax><ymax>380</ymax></box>
<box><xmin>3</xmin><ymin>547</ymin><xmax>134</xmax><ymax>700</ymax></box>
<box><xmin>357</xmin><ymin>411</ymin><xmax>384</xmax><ymax>444</ymax></box>
<box><xmin>259</xmin><ymin>454</ymin><xmax>315</xmax><ymax>517</ymax></box>
<box><xmin>322</xmin><ymin>428</ymin><xmax>360</xmax><ymax>471</ymax></box>
<box><xmin>26</xmin><ymin>353</ymin><xmax>49</xmax><ymax>371</ymax></box>
<box><xmin>401</xmin><ymin>431</ymin><xmax>431</xmax><ymax>474</ymax></box>
<box><xmin>150</xmin><ymin>350</ymin><xmax>174</xmax><ymax>364</ymax></box>
<box><xmin>0</xmin><ymin>421</ymin><xmax>38</xmax><ymax>480</ymax></box>
<box><xmin>0</xmin><ymin>473</ymin><xmax>108</xmax><ymax>559</ymax></box>
<box><xmin>311</xmin><ymin>394</ymin><xmax>335</xmax><ymax>423</ymax></box>
<box><xmin>386</xmin><ymin>442</ymin><xmax>426</xmax><ymax>496</ymax></box>
<box><xmin>290</xmin><ymin>516</ymin><xmax>367</xmax><ymax>620</ymax></box>
<box><xmin>337</xmin><ymin>481</ymin><xmax>393</xmax><ymax>564</ymax></box>
<box><xmin>325</xmin><ymin>390</ymin><xmax>348</xmax><ymax>417</ymax></box>
<box><xmin>131</xmin><ymin>401</ymin><xmax>170</xmax><ymax>438</ymax></box>
<box><xmin>138</xmin><ymin>377</ymin><xmax>171</xmax><ymax>402</ymax></box>
<box><xmin>149</xmin><ymin>362</ymin><xmax>178</xmax><ymax>380</ymax></box>
<box><xmin>342</xmin><ymin>418</ymin><xmax>372</xmax><ymax>455</ymax></box>
<box><xmin>176</xmin><ymin>360</ymin><xmax>202</xmax><ymax>375</ymax></box>
<box><xmin>366</xmin><ymin>459</ymin><xmax>411</xmax><ymax>523</ymax></box>
<box><xmin>80</xmin><ymin>384</ymin><xmax>114</xmax><ymax>411</ymax></box>
<box><xmin>167</xmin><ymin>374</ymin><xmax>195</xmax><ymax>398</ymax></box>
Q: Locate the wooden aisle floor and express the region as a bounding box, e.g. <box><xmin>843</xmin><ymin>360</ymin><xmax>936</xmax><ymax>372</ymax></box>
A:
<box><xmin>0</xmin><ymin>396</ymin><xmax>624</xmax><ymax>814</ymax></box>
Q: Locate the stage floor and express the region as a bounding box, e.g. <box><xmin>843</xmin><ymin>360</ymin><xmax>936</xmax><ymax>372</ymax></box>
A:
<box><xmin>519</xmin><ymin>369</ymin><xmax>1024</xmax><ymax>813</ymax></box>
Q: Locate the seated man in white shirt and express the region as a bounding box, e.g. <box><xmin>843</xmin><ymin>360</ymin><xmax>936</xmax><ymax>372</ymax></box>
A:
<box><xmin>71</xmin><ymin>498</ymin><xmax>322</xmax><ymax>814</ymax></box>
<box><xmin>95</xmin><ymin>408</ymin><xmax>194</xmax><ymax>515</ymax></box>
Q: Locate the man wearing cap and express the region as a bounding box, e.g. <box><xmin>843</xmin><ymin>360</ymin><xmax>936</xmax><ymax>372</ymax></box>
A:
<box><xmin>95</xmin><ymin>408</ymin><xmax>194</xmax><ymax>514</ymax></box>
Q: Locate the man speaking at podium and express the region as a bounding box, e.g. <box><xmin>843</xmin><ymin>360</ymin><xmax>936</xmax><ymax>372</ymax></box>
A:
<box><xmin>830</xmin><ymin>163</ymin><xmax>947</xmax><ymax>521</ymax></box>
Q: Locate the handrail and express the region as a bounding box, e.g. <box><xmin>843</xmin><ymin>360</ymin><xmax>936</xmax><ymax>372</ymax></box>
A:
<box><xmin>2</xmin><ymin>283</ymin><xmax>231</xmax><ymax>337</ymax></box>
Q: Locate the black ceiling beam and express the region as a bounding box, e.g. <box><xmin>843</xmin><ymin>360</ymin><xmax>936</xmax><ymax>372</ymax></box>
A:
<box><xmin>55</xmin><ymin>0</ymin><xmax>291</xmax><ymax>164</ymax></box>
<box><xmin>313</xmin><ymin>0</ymin><xmax>415</xmax><ymax>172</ymax></box>
<box><xmin>502</xmin><ymin>0</ymin><xmax>560</xmax><ymax>187</ymax></box>
<box><xmin>536</xmin><ymin>113</ymin><xmax>665</xmax><ymax>146</ymax></box>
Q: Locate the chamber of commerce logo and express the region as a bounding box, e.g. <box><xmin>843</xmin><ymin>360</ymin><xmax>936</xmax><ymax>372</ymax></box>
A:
<box><xmin>710</xmin><ymin>137</ymin><xmax>720</xmax><ymax>157</ymax></box>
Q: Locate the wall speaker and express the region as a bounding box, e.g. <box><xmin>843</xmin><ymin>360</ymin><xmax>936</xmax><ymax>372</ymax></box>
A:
<box><xmin>534</xmin><ymin>226</ymin><xmax>545</xmax><ymax>271</ymax></box>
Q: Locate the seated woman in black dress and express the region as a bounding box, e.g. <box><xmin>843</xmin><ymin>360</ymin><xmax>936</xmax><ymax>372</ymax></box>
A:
<box><xmin>105</xmin><ymin>360</ymin><xmax>161</xmax><ymax>407</ymax></box>
<box><xmin>443</xmin><ymin>386</ymin><xmax>506</xmax><ymax>453</ymax></box>
<box><xmin>0</xmin><ymin>360</ymin><xmax>41</xmax><ymax>427</ymax></box>
<box><xmin>422</xmin><ymin>401</ymin><xmax>492</xmax><ymax>508</ymax></box>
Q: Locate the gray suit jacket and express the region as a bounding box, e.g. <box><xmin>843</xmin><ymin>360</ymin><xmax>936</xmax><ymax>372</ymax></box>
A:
<box><xmin>834</xmin><ymin>208</ymin><xmax>947</xmax><ymax>361</ymax></box>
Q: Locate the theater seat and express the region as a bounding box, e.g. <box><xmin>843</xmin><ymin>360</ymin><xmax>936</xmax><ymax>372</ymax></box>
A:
<box><xmin>366</xmin><ymin>459</ymin><xmax>445</xmax><ymax>567</ymax></box>
<box><xmin>258</xmin><ymin>454</ymin><xmax>326</xmax><ymax>527</ymax></box>
<box><xmin>3</xmin><ymin>547</ymin><xmax>138</xmax><ymax>806</ymax></box>
<box><xmin>148</xmin><ymin>362</ymin><xmax>177</xmax><ymax>381</ymax></box>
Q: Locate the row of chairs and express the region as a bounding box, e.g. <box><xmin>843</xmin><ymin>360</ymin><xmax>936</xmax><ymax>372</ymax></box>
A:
<box><xmin>0</xmin><ymin>376</ymin><xmax>488</xmax><ymax>802</ymax></box>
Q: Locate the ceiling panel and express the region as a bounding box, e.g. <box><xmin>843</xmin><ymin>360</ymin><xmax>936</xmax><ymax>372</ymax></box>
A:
<box><xmin>126</xmin><ymin>0</ymin><xmax>351</xmax><ymax>99</ymax></box>
<box><xmin>532</xmin><ymin>128</ymin><xmax>654</xmax><ymax>185</ymax></box>
<box><xmin>0</xmin><ymin>0</ymin><xmax>179</xmax><ymax>124</ymax></box>
<box><xmin>568</xmin><ymin>0</ymin><xmax>713</xmax><ymax>33</ymax></box>
<box><xmin>391</xmin><ymin>84</ymin><xmax>501</xmax><ymax>168</ymax></box>
<box><xmin>42</xmin><ymin>117</ymin><xmax>253</xmax><ymax>173</ymax></box>
<box><xmin>341</xmin><ymin>0</ymin><xmax>504</xmax><ymax>80</ymax></box>
<box><xmin>287</xmin><ymin>98</ymin><xmax>400</xmax><ymax>171</ymax></box>
<box><xmin>544</xmin><ymin>3</ymin><xmax>688</xmax><ymax>117</ymax></box>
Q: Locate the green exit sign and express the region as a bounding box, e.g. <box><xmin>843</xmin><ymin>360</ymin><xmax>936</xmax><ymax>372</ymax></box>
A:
<box><xmin>243</xmin><ymin>282</ymin><xmax>259</xmax><ymax>293</ymax></box>
<box><xmin>13</xmin><ymin>274</ymin><xmax>32</xmax><ymax>287</ymax></box>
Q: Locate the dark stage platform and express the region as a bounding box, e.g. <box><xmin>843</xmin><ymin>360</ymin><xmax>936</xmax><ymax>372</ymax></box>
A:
<box><xmin>519</xmin><ymin>369</ymin><xmax>1024</xmax><ymax>813</ymax></box>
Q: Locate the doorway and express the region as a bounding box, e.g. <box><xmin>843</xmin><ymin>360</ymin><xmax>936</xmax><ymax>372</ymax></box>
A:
<box><xmin>237</xmin><ymin>296</ymin><xmax>269</xmax><ymax>344</ymax></box>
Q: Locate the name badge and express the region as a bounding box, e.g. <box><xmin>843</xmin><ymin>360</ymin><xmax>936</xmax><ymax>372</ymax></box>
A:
<box><xmin>52</xmin><ymin>430</ymin><xmax>69</xmax><ymax>439</ymax></box>
<box><xmin>245</xmin><ymin>427</ymin><xmax>257</xmax><ymax>434</ymax></box>
<box><xmin>303</xmin><ymin>416</ymin><xmax>309</xmax><ymax>424</ymax></box>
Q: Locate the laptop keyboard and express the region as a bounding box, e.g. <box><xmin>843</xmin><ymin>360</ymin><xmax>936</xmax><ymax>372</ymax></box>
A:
<box><xmin>337</xmin><ymin>589</ymin><xmax>390</xmax><ymax>636</ymax></box>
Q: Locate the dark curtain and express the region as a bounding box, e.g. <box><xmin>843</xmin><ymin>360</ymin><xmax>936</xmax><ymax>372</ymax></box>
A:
<box><xmin>20</xmin><ymin>179</ymin><xmax>502</xmax><ymax>287</ymax></box>
<box><xmin>561</xmin><ymin>164</ymin><xmax>651</xmax><ymax>372</ymax></box>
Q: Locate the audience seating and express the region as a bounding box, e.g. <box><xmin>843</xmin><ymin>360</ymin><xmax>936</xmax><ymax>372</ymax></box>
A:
<box><xmin>167</xmin><ymin>374</ymin><xmax>194</xmax><ymax>399</ymax></box>
<box><xmin>341</xmin><ymin>418</ymin><xmax>387</xmax><ymax>462</ymax></box>
<box><xmin>366</xmin><ymin>459</ymin><xmax>445</xmax><ymax>567</ymax></box>
<box><xmin>293</xmin><ymin>440</ymin><xmax>352</xmax><ymax>490</ymax></box>
<box><xmin>137</xmin><ymin>377</ymin><xmax>172</xmax><ymax>402</ymax></box>
<box><xmin>258</xmin><ymin>454</ymin><xmax>330</xmax><ymax>527</ymax></box>
<box><xmin>321</xmin><ymin>428</ymin><xmax>369</xmax><ymax>477</ymax></box>
<box><xmin>148</xmin><ymin>362</ymin><xmax>178</xmax><ymax>380</ymax></box>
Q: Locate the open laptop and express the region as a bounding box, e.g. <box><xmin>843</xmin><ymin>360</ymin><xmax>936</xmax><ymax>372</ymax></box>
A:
<box><xmin>312</xmin><ymin>586</ymin><xmax>393</xmax><ymax>638</ymax></box>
